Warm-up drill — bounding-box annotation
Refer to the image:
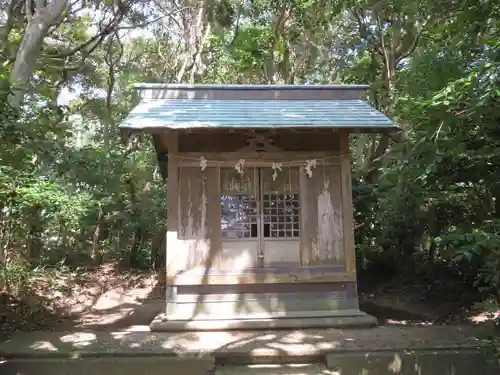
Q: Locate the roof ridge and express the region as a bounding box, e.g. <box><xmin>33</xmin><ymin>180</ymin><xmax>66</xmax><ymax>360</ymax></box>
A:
<box><xmin>133</xmin><ymin>83</ymin><xmax>370</xmax><ymax>90</ymax></box>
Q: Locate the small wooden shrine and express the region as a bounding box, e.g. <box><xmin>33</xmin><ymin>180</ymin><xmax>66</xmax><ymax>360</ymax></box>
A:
<box><xmin>120</xmin><ymin>84</ymin><xmax>399</xmax><ymax>331</ymax></box>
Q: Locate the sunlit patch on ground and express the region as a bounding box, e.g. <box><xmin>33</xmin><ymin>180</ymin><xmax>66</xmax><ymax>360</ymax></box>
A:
<box><xmin>468</xmin><ymin>311</ymin><xmax>500</xmax><ymax>323</ymax></box>
<box><xmin>384</xmin><ymin>319</ymin><xmax>435</xmax><ymax>326</ymax></box>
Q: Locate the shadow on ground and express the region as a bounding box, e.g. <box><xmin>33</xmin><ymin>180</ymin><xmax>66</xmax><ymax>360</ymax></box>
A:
<box><xmin>1</xmin><ymin>262</ymin><xmax>486</xmax><ymax>342</ymax></box>
<box><xmin>64</xmin><ymin>268</ymin><xmax>165</xmax><ymax>331</ymax></box>
<box><xmin>0</xmin><ymin>264</ymin><xmax>165</xmax><ymax>339</ymax></box>
<box><xmin>0</xmin><ymin>325</ymin><xmax>496</xmax><ymax>375</ymax></box>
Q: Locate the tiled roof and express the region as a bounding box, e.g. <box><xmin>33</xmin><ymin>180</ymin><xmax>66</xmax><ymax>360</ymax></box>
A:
<box><xmin>119</xmin><ymin>99</ymin><xmax>397</xmax><ymax>131</ymax></box>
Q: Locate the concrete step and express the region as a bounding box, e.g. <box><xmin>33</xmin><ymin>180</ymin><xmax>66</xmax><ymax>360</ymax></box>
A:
<box><xmin>1</xmin><ymin>356</ymin><xmax>215</xmax><ymax>375</ymax></box>
<box><xmin>1</xmin><ymin>326</ymin><xmax>497</xmax><ymax>374</ymax></box>
<box><xmin>215</xmin><ymin>364</ymin><xmax>326</xmax><ymax>375</ymax></box>
<box><xmin>3</xmin><ymin>351</ymin><xmax>497</xmax><ymax>375</ymax></box>
<box><xmin>150</xmin><ymin>312</ymin><xmax>378</xmax><ymax>331</ymax></box>
<box><xmin>325</xmin><ymin>349</ymin><xmax>498</xmax><ymax>375</ymax></box>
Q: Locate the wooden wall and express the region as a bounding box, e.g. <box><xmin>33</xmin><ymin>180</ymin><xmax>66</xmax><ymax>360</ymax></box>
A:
<box><xmin>177</xmin><ymin>167</ymin><xmax>221</xmax><ymax>270</ymax></box>
<box><xmin>161</xmin><ymin>130</ymin><xmax>357</xmax><ymax>285</ymax></box>
<box><xmin>300</xmin><ymin>164</ymin><xmax>344</xmax><ymax>266</ymax></box>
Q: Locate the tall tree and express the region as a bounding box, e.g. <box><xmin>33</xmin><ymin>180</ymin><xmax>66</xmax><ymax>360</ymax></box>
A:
<box><xmin>8</xmin><ymin>0</ymin><xmax>68</xmax><ymax>108</ymax></box>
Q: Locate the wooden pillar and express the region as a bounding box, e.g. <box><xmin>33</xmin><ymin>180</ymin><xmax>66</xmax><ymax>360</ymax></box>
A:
<box><xmin>165</xmin><ymin>130</ymin><xmax>179</xmax><ymax>309</ymax></box>
<box><xmin>339</xmin><ymin>131</ymin><xmax>357</xmax><ymax>277</ymax></box>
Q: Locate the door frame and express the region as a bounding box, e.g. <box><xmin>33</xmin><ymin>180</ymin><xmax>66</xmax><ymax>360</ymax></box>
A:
<box><xmin>219</xmin><ymin>166</ymin><xmax>301</xmax><ymax>268</ymax></box>
<box><xmin>257</xmin><ymin>167</ymin><xmax>301</xmax><ymax>267</ymax></box>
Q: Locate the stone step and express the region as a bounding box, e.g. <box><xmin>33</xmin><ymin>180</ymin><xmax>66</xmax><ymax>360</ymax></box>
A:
<box><xmin>215</xmin><ymin>364</ymin><xmax>326</xmax><ymax>375</ymax></box>
<box><xmin>3</xmin><ymin>350</ymin><xmax>497</xmax><ymax>375</ymax></box>
<box><xmin>1</xmin><ymin>356</ymin><xmax>215</xmax><ymax>375</ymax></box>
<box><xmin>150</xmin><ymin>313</ymin><xmax>378</xmax><ymax>331</ymax></box>
<box><xmin>325</xmin><ymin>349</ymin><xmax>498</xmax><ymax>375</ymax></box>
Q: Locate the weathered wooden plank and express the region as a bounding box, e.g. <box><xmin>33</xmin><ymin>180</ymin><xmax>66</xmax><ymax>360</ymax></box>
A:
<box><xmin>176</xmin><ymin>280</ymin><xmax>357</xmax><ymax>295</ymax></box>
<box><xmin>178</xmin><ymin>167</ymin><xmax>206</xmax><ymax>239</ymax></box>
<box><xmin>177</xmin><ymin>167</ymin><xmax>221</xmax><ymax>271</ymax></box>
<box><xmin>176</xmin><ymin>152</ymin><xmax>340</xmax><ymax>168</ymax></box>
<box><xmin>319</xmin><ymin>165</ymin><xmax>344</xmax><ymax>264</ymax></box>
<box><xmin>300</xmin><ymin>163</ymin><xmax>345</xmax><ymax>266</ymax></box>
<box><xmin>206</xmin><ymin>167</ymin><xmax>222</xmax><ymax>269</ymax></box>
<box><xmin>339</xmin><ymin>131</ymin><xmax>357</xmax><ymax>274</ymax></box>
<box><xmin>168</xmin><ymin>269</ymin><xmax>356</xmax><ymax>285</ymax></box>
<box><xmin>300</xmin><ymin>169</ymin><xmax>318</xmax><ymax>265</ymax></box>
<box><xmin>165</xmin><ymin>131</ymin><xmax>180</xmax><ymax>280</ymax></box>
<box><xmin>178</xmin><ymin>131</ymin><xmax>342</xmax><ymax>153</ymax></box>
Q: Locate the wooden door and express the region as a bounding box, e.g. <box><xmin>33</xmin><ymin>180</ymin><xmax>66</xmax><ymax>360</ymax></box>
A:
<box><xmin>219</xmin><ymin>167</ymin><xmax>260</xmax><ymax>270</ymax></box>
<box><xmin>259</xmin><ymin>167</ymin><xmax>301</xmax><ymax>267</ymax></box>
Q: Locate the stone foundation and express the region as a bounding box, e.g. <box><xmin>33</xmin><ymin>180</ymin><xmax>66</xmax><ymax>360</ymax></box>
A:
<box><xmin>151</xmin><ymin>281</ymin><xmax>377</xmax><ymax>331</ymax></box>
<box><xmin>150</xmin><ymin>311</ymin><xmax>377</xmax><ymax>331</ymax></box>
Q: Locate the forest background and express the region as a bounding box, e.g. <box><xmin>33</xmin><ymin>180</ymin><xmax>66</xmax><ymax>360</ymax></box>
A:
<box><xmin>0</xmin><ymin>0</ymin><xmax>499</xmax><ymax>338</ymax></box>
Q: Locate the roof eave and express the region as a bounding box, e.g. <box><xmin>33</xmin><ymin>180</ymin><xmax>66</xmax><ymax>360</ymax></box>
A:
<box><xmin>120</xmin><ymin>125</ymin><xmax>403</xmax><ymax>144</ymax></box>
<box><xmin>119</xmin><ymin>124</ymin><xmax>401</xmax><ymax>133</ymax></box>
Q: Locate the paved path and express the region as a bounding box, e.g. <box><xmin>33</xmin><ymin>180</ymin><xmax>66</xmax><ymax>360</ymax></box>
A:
<box><xmin>1</xmin><ymin>325</ymin><xmax>497</xmax><ymax>375</ymax></box>
<box><xmin>0</xmin><ymin>325</ymin><xmax>486</xmax><ymax>360</ymax></box>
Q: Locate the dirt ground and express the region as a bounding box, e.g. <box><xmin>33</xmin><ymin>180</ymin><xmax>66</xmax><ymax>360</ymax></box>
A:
<box><xmin>0</xmin><ymin>263</ymin><xmax>492</xmax><ymax>340</ymax></box>
<box><xmin>0</xmin><ymin>264</ymin><xmax>162</xmax><ymax>338</ymax></box>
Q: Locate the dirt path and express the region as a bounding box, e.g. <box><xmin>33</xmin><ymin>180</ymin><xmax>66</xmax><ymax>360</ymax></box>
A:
<box><xmin>1</xmin><ymin>263</ymin><xmax>489</xmax><ymax>339</ymax></box>
<box><xmin>0</xmin><ymin>264</ymin><xmax>164</xmax><ymax>338</ymax></box>
<box><xmin>57</xmin><ymin>265</ymin><xmax>165</xmax><ymax>330</ymax></box>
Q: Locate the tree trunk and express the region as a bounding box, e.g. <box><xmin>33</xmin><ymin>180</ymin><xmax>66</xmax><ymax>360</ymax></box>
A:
<box><xmin>27</xmin><ymin>205</ymin><xmax>43</xmax><ymax>263</ymax></box>
<box><xmin>91</xmin><ymin>204</ymin><xmax>105</xmax><ymax>264</ymax></box>
<box><xmin>0</xmin><ymin>204</ymin><xmax>7</xmax><ymax>291</ymax></box>
<box><xmin>176</xmin><ymin>0</ymin><xmax>210</xmax><ymax>83</ymax></box>
<box><xmin>8</xmin><ymin>0</ymin><xmax>68</xmax><ymax>109</ymax></box>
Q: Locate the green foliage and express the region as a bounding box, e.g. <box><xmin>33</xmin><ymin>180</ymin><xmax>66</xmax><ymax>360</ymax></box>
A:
<box><xmin>1</xmin><ymin>0</ymin><xmax>500</xmax><ymax>342</ymax></box>
<box><xmin>0</xmin><ymin>45</ymin><xmax>165</xmax><ymax>285</ymax></box>
<box><xmin>352</xmin><ymin>2</ymin><xmax>500</xmax><ymax>335</ymax></box>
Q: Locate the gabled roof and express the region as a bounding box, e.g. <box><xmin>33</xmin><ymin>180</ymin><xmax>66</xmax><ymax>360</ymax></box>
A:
<box><xmin>119</xmin><ymin>84</ymin><xmax>399</xmax><ymax>133</ymax></box>
<box><xmin>120</xmin><ymin>99</ymin><xmax>395</xmax><ymax>130</ymax></box>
